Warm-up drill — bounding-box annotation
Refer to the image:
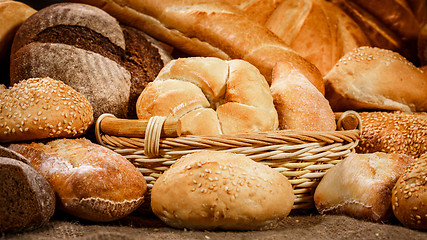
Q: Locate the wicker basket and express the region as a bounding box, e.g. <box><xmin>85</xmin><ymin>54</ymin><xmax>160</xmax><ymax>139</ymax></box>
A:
<box><xmin>95</xmin><ymin>111</ymin><xmax>361</xmax><ymax>210</ymax></box>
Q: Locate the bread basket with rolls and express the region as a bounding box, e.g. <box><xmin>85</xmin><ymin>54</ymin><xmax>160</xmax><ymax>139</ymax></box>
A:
<box><xmin>95</xmin><ymin>109</ymin><xmax>361</xmax><ymax>210</ymax></box>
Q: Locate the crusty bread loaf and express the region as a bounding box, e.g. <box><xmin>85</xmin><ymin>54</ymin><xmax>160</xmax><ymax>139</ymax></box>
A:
<box><xmin>270</xmin><ymin>61</ymin><xmax>336</xmax><ymax>131</ymax></box>
<box><xmin>227</xmin><ymin>0</ymin><xmax>286</xmax><ymax>25</ymax></box>
<box><xmin>392</xmin><ymin>153</ymin><xmax>427</xmax><ymax>229</ymax></box>
<box><xmin>69</xmin><ymin>0</ymin><xmax>325</xmax><ymax>94</ymax></box>
<box><xmin>10</xmin><ymin>2</ymin><xmax>168</xmax><ymax>119</ymax></box>
<box><xmin>0</xmin><ymin>77</ymin><xmax>93</xmax><ymax>143</ymax></box>
<box><xmin>0</xmin><ymin>0</ymin><xmax>36</xmax><ymax>61</ymax></box>
<box><xmin>9</xmin><ymin>138</ymin><xmax>147</xmax><ymax>222</ymax></box>
<box><xmin>331</xmin><ymin>0</ymin><xmax>423</xmax><ymax>63</ymax></box>
<box><xmin>151</xmin><ymin>150</ymin><xmax>294</xmax><ymax>230</ymax></box>
<box><xmin>314</xmin><ymin>152</ymin><xmax>414</xmax><ymax>222</ymax></box>
<box><xmin>265</xmin><ymin>0</ymin><xmax>370</xmax><ymax>76</ymax></box>
<box><xmin>419</xmin><ymin>23</ymin><xmax>427</xmax><ymax>65</ymax></box>
<box><xmin>137</xmin><ymin>57</ymin><xmax>279</xmax><ymax>135</ymax></box>
<box><xmin>355</xmin><ymin>111</ymin><xmax>427</xmax><ymax>159</ymax></box>
<box><xmin>0</xmin><ymin>149</ymin><xmax>55</xmax><ymax>233</ymax></box>
<box><xmin>324</xmin><ymin>46</ymin><xmax>427</xmax><ymax>112</ymax></box>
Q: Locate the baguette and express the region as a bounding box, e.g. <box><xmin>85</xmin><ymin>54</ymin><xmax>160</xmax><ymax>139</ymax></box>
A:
<box><xmin>69</xmin><ymin>0</ymin><xmax>325</xmax><ymax>93</ymax></box>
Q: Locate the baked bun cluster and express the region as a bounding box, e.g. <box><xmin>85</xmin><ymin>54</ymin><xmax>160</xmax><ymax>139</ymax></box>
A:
<box><xmin>10</xmin><ymin>2</ymin><xmax>170</xmax><ymax>119</ymax></box>
<box><xmin>9</xmin><ymin>138</ymin><xmax>147</xmax><ymax>222</ymax></box>
<box><xmin>0</xmin><ymin>77</ymin><xmax>93</xmax><ymax>143</ymax></box>
<box><xmin>314</xmin><ymin>152</ymin><xmax>414</xmax><ymax>222</ymax></box>
<box><xmin>392</xmin><ymin>153</ymin><xmax>427</xmax><ymax>229</ymax></box>
<box><xmin>137</xmin><ymin>57</ymin><xmax>279</xmax><ymax>135</ymax></box>
<box><xmin>325</xmin><ymin>46</ymin><xmax>427</xmax><ymax>112</ymax></box>
<box><xmin>151</xmin><ymin>150</ymin><xmax>294</xmax><ymax>230</ymax></box>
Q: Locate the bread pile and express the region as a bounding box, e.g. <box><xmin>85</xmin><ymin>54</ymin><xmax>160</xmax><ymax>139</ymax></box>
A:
<box><xmin>1</xmin><ymin>0</ymin><xmax>427</xmax><ymax>234</ymax></box>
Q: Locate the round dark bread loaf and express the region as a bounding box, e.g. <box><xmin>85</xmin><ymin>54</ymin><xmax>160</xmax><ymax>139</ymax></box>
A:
<box><xmin>10</xmin><ymin>2</ymin><xmax>169</xmax><ymax>119</ymax></box>
<box><xmin>0</xmin><ymin>147</ymin><xmax>55</xmax><ymax>233</ymax></box>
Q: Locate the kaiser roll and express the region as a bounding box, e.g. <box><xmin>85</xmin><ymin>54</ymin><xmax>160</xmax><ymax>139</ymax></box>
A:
<box><xmin>151</xmin><ymin>150</ymin><xmax>294</xmax><ymax>230</ymax></box>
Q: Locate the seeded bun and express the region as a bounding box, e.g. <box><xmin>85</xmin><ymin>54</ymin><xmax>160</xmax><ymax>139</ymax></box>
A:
<box><xmin>325</xmin><ymin>46</ymin><xmax>427</xmax><ymax>112</ymax></box>
<box><xmin>9</xmin><ymin>138</ymin><xmax>147</xmax><ymax>222</ymax></box>
<box><xmin>392</xmin><ymin>153</ymin><xmax>427</xmax><ymax>229</ymax></box>
<box><xmin>151</xmin><ymin>150</ymin><xmax>294</xmax><ymax>230</ymax></box>
<box><xmin>0</xmin><ymin>77</ymin><xmax>93</xmax><ymax>143</ymax></box>
<box><xmin>356</xmin><ymin>111</ymin><xmax>427</xmax><ymax>158</ymax></box>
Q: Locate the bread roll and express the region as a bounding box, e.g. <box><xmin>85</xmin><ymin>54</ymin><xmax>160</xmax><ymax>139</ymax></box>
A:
<box><xmin>392</xmin><ymin>153</ymin><xmax>427</xmax><ymax>229</ymax></box>
<box><xmin>10</xmin><ymin>2</ymin><xmax>168</xmax><ymax>119</ymax></box>
<box><xmin>8</xmin><ymin>138</ymin><xmax>147</xmax><ymax>222</ymax></box>
<box><xmin>314</xmin><ymin>152</ymin><xmax>414</xmax><ymax>222</ymax></box>
<box><xmin>355</xmin><ymin>111</ymin><xmax>427</xmax><ymax>159</ymax></box>
<box><xmin>324</xmin><ymin>46</ymin><xmax>427</xmax><ymax>112</ymax></box>
<box><xmin>137</xmin><ymin>57</ymin><xmax>279</xmax><ymax>135</ymax></box>
<box><xmin>265</xmin><ymin>0</ymin><xmax>370</xmax><ymax>76</ymax></box>
<box><xmin>151</xmin><ymin>150</ymin><xmax>294</xmax><ymax>230</ymax></box>
<box><xmin>0</xmin><ymin>77</ymin><xmax>93</xmax><ymax>143</ymax></box>
<box><xmin>270</xmin><ymin>61</ymin><xmax>336</xmax><ymax>131</ymax></box>
<box><xmin>68</xmin><ymin>0</ymin><xmax>325</xmax><ymax>94</ymax></box>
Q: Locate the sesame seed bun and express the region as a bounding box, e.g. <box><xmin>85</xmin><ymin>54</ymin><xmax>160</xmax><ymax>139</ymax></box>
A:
<box><xmin>356</xmin><ymin>111</ymin><xmax>427</xmax><ymax>158</ymax></box>
<box><xmin>0</xmin><ymin>77</ymin><xmax>93</xmax><ymax>143</ymax></box>
<box><xmin>151</xmin><ymin>150</ymin><xmax>294</xmax><ymax>230</ymax></box>
<box><xmin>392</xmin><ymin>153</ymin><xmax>427</xmax><ymax>229</ymax></box>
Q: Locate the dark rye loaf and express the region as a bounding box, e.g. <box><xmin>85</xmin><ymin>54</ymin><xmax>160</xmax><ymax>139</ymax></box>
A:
<box><xmin>10</xmin><ymin>2</ymin><xmax>168</xmax><ymax>119</ymax></box>
<box><xmin>0</xmin><ymin>146</ymin><xmax>55</xmax><ymax>233</ymax></box>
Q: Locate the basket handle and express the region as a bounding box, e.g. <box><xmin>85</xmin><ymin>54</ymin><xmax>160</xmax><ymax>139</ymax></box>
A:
<box><xmin>95</xmin><ymin>114</ymin><xmax>178</xmax><ymax>138</ymax></box>
<box><xmin>335</xmin><ymin>111</ymin><xmax>362</xmax><ymax>131</ymax></box>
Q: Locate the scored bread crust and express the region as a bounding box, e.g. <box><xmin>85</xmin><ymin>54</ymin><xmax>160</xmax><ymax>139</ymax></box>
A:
<box><xmin>0</xmin><ymin>77</ymin><xmax>93</xmax><ymax>143</ymax></box>
<box><xmin>9</xmin><ymin>138</ymin><xmax>147</xmax><ymax>222</ymax></box>
<box><xmin>68</xmin><ymin>0</ymin><xmax>325</xmax><ymax>93</ymax></box>
<box><xmin>136</xmin><ymin>57</ymin><xmax>278</xmax><ymax>135</ymax></box>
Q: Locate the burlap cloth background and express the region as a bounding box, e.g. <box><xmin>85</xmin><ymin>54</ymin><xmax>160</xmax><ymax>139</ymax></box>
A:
<box><xmin>3</xmin><ymin>209</ymin><xmax>427</xmax><ymax>240</ymax></box>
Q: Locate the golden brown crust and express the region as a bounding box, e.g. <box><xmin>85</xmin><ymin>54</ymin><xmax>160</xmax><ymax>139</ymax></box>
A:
<box><xmin>0</xmin><ymin>77</ymin><xmax>93</xmax><ymax>143</ymax></box>
<box><xmin>0</xmin><ymin>0</ymin><xmax>36</xmax><ymax>60</ymax></box>
<box><xmin>314</xmin><ymin>152</ymin><xmax>414</xmax><ymax>222</ymax></box>
<box><xmin>392</xmin><ymin>154</ymin><xmax>427</xmax><ymax>229</ymax></box>
<box><xmin>151</xmin><ymin>150</ymin><xmax>294</xmax><ymax>230</ymax></box>
<box><xmin>68</xmin><ymin>0</ymin><xmax>324</xmax><ymax>92</ymax></box>
<box><xmin>324</xmin><ymin>47</ymin><xmax>427</xmax><ymax>112</ymax></box>
<box><xmin>8</xmin><ymin>138</ymin><xmax>147</xmax><ymax>222</ymax></box>
<box><xmin>270</xmin><ymin>60</ymin><xmax>336</xmax><ymax>131</ymax></box>
<box><xmin>355</xmin><ymin>111</ymin><xmax>427</xmax><ymax>159</ymax></box>
<box><xmin>265</xmin><ymin>0</ymin><xmax>370</xmax><ymax>76</ymax></box>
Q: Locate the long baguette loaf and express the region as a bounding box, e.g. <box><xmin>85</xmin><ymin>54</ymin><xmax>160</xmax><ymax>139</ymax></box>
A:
<box><xmin>69</xmin><ymin>0</ymin><xmax>324</xmax><ymax>93</ymax></box>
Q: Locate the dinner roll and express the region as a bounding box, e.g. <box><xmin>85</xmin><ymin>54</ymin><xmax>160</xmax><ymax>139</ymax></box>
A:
<box><xmin>392</xmin><ymin>153</ymin><xmax>427</xmax><ymax>230</ymax></box>
<box><xmin>0</xmin><ymin>77</ymin><xmax>93</xmax><ymax>143</ymax></box>
<box><xmin>151</xmin><ymin>150</ymin><xmax>294</xmax><ymax>230</ymax></box>
<box><xmin>137</xmin><ymin>57</ymin><xmax>278</xmax><ymax>135</ymax></box>
<box><xmin>9</xmin><ymin>138</ymin><xmax>147</xmax><ymax>222</ymax></box>
<box><xmin>314</xmin><ymin>152</ymin><xmax>414</xmax><ymax>222</ymax></box>
<box><xmin>324</xmin><ymin>46</ymin><xmax>427</xmax><ymax>112</ymax></box>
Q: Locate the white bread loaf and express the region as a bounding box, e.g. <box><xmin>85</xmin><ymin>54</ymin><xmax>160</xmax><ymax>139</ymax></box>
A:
<box><xmin>324</xmin><ymin>46</ymin><xmax>427</xmax><ymax>112</ymax></box>
<box><xmin>137</xmin><ymin>57</ymin><xmax>279</xmax><ymax>135</ymax></box>
<box><xmin>68</xmin><ymin>0</ymin><xmax>325</xmax><ymax>94</ymax></box>
<box><xmin>270</xmin><ymin>61</ymin><xmax>336</xmax><ymax>131</ymax></box>
<box><xmin>9</xmin><ymin>138</ymin><xmax>147</xmax><ymax>222</ymax></box>
<box><xmin>151</xmin><ymin>150</ymin><xmax>294</xmax><ymax>230</ymax></box>
<box><xmin>0</xmin><ymin>77</ymin><xmax>93</xmax><ymax>143</ymax></box>
<box><xmin>314</xmin><ymin>152</ymin><xmax>414</xmax><ymax>222</ymax></box>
